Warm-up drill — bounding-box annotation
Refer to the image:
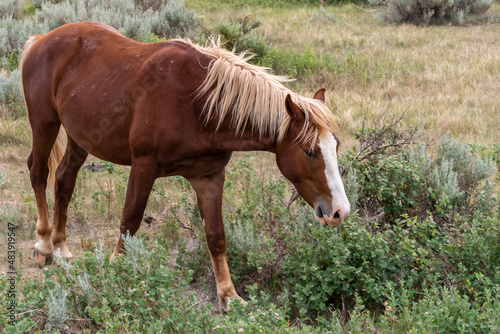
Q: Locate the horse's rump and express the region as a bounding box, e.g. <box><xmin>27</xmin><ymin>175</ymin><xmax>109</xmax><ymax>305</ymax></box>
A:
<box><xmin>21</xmin><ymin>22</ymin><xmax>210</xmax><ymax>167</ymax></box>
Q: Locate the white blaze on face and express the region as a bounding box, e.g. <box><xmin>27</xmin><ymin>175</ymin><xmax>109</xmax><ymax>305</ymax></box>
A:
<box><xmin>318</xmin><ymin>132</ymin><xmax>350</xmax><ymax>220</ymax></box>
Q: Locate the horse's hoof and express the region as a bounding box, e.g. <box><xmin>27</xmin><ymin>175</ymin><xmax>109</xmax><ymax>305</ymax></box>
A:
<box><xmin>54</xmin><ymin>247</ymin><xmax>73</xmax><ymax>263</ymax></box>
<box><xmin>34</xmin><ymin>249</ymin><xmax>53</xmax><ymax>266</ymax></box>
<box><xmin>219</xmin><ymin>295</ymin><xmax>247</xmax><ymax>311</ymax></box>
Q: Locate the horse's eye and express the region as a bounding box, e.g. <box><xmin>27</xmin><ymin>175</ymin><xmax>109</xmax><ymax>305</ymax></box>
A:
<box><xmin>304</xmin><ymin>149</ymin><xmax>317</xmax><ymax>158</ymax></box>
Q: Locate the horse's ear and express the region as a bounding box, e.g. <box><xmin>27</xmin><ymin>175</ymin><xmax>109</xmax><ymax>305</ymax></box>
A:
<box><xmin>285</xmin><ymin>94</ymin><xmax>305</xmax><ymax>123</ymax></box>
<box><xmin>313</xmin><ymin>88</ymin><xmax>326</xmax><ymax>102</ymax></box>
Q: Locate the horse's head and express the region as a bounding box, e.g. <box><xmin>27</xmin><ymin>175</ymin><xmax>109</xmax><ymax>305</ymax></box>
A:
<box><xmin>276</xmin><ymin>89</ymin><xmax>350</xmax><ymax>226</ymax></box>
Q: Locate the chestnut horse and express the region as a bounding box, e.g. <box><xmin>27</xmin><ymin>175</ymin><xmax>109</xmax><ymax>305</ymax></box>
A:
<box><xmin>20</xmin><ymin>22</ymin><xmax>350</xmax><ymax>309</ymax></box>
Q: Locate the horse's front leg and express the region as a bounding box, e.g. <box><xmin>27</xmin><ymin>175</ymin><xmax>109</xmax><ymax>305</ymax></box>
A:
<box><xmin>111</xmin><ymin>159</ymin><xmax>158</xmax><ymax>259</ymax></box>
<box><xmin>188</xmin><ymin>170</ymin><xmax>244</xmax><ymax>310</ymax></box>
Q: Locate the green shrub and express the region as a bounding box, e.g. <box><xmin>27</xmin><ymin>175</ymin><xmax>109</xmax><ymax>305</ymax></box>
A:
<box><xmin>444</xmin><ymin>210</ymin><xmax>500</xmax><ymax>298</ymax></box>
<box><xmin>282</xmin><ymin>213</ymin><xmax>435</xmax><ymax>315</ymax></box>
<box><xmin>212</xmin><ymin>16</ymin><xmax>269</xmax><ymax>60</ymax></box>
<box><xmin>281</xmin><ymin>201</ymin><xmax>500</xmax><ymax>320</ymax></box>
<box><xmin>354</xmin><ymin>154</ymin><xmax>423</xmax><ymax>220</ymax></box>
<box><xmin>383</xmin><ymin>285</ymin><xmax>500</xmax><ymax>333</ymax></box>
<box><xmin>0</xmin><ymin>236</ymin><xmax>219</xmax><ymax>333</ymax></box>
<box><xmin>348</xmin><ymin>129</ymin><xmax>497</xmax><ymax>224</ymax></box>
<box><xmin>258</xmin><ymin>46</ymin><xmax>324</xmax><ymax>78</ymax></box>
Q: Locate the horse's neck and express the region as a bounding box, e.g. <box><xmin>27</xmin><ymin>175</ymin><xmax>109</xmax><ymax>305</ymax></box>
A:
<box><xmin>206</xmin><ymin>128</ymin><xmax>278</xmax><ymax>153</ymax></box>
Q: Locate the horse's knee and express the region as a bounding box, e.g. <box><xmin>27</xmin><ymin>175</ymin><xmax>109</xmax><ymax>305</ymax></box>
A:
<box><xmin>54</xmin><ymin>171</ymin><xmax>73</xmax><ymax>202</ymax></box>
<box><xmin>27</xmin><ymin>152</ymin><xmax>33</xmax><ymax>170</ymax></box>
<box><xmin>119</xmin><ymin>218</ymin><xmax>141</xmax><ymax>237</ymax></box>
<box><xmin>30</xmin><ymin>164</ymin><xmax>49</xmax><ymax>191</ymax></box>
<box><xmin>206</xmin><ymin>230</ymin><xmax>226</xmax><ymax>255</ymax></box>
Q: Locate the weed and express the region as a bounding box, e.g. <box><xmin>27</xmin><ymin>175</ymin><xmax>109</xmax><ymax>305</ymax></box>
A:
<box><xmin>46</xmin><ymin>282</ymin><xmax>69</xmax><ymax>331</ymax></box>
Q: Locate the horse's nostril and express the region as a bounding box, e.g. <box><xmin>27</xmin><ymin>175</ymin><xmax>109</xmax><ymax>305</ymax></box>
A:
<box><xmin>333</xmin><ymin>210</ymin><xmax>340</xmax><ymax>219</ymax></box>
<box><xmin>316</xmin><ymin>206</ymin><xmax>324</xmax><ymax>218</ymax></box>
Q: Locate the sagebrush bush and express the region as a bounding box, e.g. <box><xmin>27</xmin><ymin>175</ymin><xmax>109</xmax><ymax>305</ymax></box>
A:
<box><xmin>123</xmin><ymin>231</ymin><xmax>152</xmax><ymax>274</ymax></box>
<box><xmin>1</xmin><ymin>203</ymin><xmax>22</xmax><ymax>226</ymax></box>
<box><xmin>0</xmin><ymin>15</ymin><xmax>42</xmax><ymax>59</ymax></box>
<box><xmin>380</xmin><ymin>0</ymin><xmax>493</xmax><ymax>25</ymax></box>
<box><xmin>36</xmin><ymin>1</ymin><xmax>80</xmax><ymax>31</ymax></box>
<box><xmin>0</xmin><ymin>0</ymin><xmax>21</xmax><ymax>20</ymax></box>
<box><xmin>226</xmin><ymin>219</ymin><xmax>276</xmax><ymax>272</ymax></box>
<box><xmin>150</xmin><ymin>0</ymin><xmax>197</xmax><ymax>39</ymax></box>
<box><xmin>0</xmin><ymin>69</ymin><xmax>24</xmax><ymax>118</ymax></box>
<box><xmin>46</xmin><ymin>282</ymin><xmax>69</xmax><ymax>331</ymax></box>
<box><xmin>0</xmin><ymin>0</ymin><xmax>198</xmax><ymax>61</ymax></box>
<box><xmin>469</xmin><ymin>142</ymin><xmax>500</xmax><ymax>182</ymax></box>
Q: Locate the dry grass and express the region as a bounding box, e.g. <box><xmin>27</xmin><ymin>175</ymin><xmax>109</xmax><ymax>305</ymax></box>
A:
<box><xmin>193</xmin><ymin>3</ymin><xmax>500</xmax><ymax>145</ymax></box>
<box><xmin>1</xmin><ymin>2</ymin><xmax>500</xmax><ymax>273</ymax></box>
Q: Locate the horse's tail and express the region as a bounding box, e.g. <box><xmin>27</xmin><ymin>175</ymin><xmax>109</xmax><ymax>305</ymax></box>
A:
<box><xmin>46</xmin><ymin>127</ymin><xmax>67</xmax><ymax>189</ymax></box>
<box><xmin>20</xmin><ymin>34</ymin><xmax>68</xmax><ymax>189</ymax></box>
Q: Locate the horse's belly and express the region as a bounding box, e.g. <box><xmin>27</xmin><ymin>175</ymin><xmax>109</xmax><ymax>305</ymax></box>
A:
<box><xmin>61</xmin><ymin>110</ymin><xmax>132</xmax><ymax>165</ymax></box>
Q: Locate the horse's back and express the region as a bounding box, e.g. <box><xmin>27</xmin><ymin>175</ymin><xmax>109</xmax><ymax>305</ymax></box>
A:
<box><xmin>22</xmin><ymin>22</ymin><xmax>209</xmax><ymax>165</ymax></box>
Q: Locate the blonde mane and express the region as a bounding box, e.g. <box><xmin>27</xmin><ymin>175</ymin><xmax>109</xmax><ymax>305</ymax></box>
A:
<box><xmin>182</xmin><ymin>39</ymin><xmax>338</xmax><ymax>146</ymax></box>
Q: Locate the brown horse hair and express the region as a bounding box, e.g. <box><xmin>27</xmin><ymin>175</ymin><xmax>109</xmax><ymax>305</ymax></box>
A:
<box><xmin>20</xmin><ymin>34</ymin><xmax>339</xmax><ymax>188</ymax></box>
<box><xmin>20</xmin><ymin>34</ymin><xmax>67</xmax><ymax>189</ymax></box>
<box><xmin>185</xmin><ymin>38</ymin><xmax>339</xmax><ymax>147</ymax></box>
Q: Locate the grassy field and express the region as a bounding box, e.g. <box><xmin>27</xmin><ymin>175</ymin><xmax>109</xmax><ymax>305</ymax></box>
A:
<box><xmin>188</xmin><ymin>2</ymin><xmax>500</xmax><ymax>145</ymax></box>
<box><xmin>0</xmin><ymin>0</ymin><xmax>500</xmax><ymax>333</ymax></box>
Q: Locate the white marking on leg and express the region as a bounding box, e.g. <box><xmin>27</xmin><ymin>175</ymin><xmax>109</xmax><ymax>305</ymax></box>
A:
<box><xmin>318</xmin><ymin>132</ymin><xmax>350</xmax><ymax>220</ymax></box>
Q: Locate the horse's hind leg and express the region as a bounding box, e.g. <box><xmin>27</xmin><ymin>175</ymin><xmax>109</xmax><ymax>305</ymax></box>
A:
<box><xmin>52</xmin><ymin>138</ymin><xmax>88</xmax><ymax>261</ymax></box>
<box><xmin>28</xmin><ymin>121</ymin><xmax>61</xmax><ymax>265</ymax></box>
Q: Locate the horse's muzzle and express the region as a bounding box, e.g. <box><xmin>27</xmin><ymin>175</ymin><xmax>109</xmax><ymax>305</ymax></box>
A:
<box><xmin>314</xmin><ymin>202</ymin><xmax>349</xmax><ymax>227</ymax></box>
